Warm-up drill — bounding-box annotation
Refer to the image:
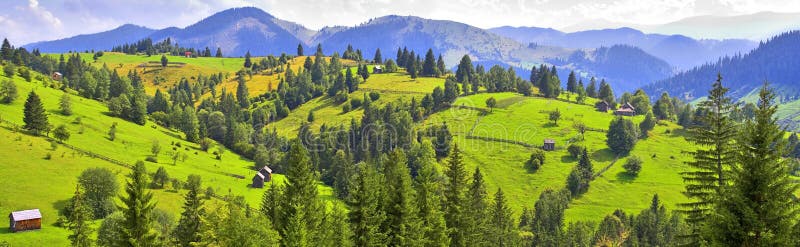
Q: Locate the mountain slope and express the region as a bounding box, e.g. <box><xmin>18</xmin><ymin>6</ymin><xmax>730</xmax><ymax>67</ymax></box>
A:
<box><xmin>644</xmin><ymin>31</ymin><xmax>800</xmax><ymax>101</ymax></box>
<box><xmin>489</xmin><ymin>26</ymin><xmax>757</xmax><ymax>70</ymax></box>
<box><xmin>558</xmin><ymin>45</ymin><xmax>673</xmax><ymax>92</ymax></box>
<box><xmin>25</xmin><ymin>24</ymin><xmax>156</xmax><ymax>53</ymax></box>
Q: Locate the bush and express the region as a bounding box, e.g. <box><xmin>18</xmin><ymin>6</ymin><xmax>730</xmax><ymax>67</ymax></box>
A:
<box><xmin>334</xmin><ymin>90</ymin><xmax>349</xmax><ymax>103</ymax></box>
<box><xmin>145</xmin><ymin>156</ymin><xmax>158</xmax><ymax>163</ymax></box>
<box><xmin>567</xmin><ymin>144</ymin><xmax>585</xmax><ymax>158</ymax></box>
<box><xmin>53</xmin><ymin>124</ymin><xmax>70</xmax><ymax>142</ymax></box>
<box><xmin>623</xmin><ymin>156</ymin><xmax>643</xmax><ymax>175</ymax></box>
<box><xmin>526</xmin><ymin>149</ymin><xmax>546</xmax><ymax>172</ymax></box>
<box><xmin>369</xmin><ymin>91</ymin><xmax>380</xmax><ymax>101</ymax></box>
<box><xmin>342</xmin><ymin>103</ymin><xmax>352</xmax><ymax>113</ymax></box>
<box><xmin>3</xmin><ymin>64</ymin><xmax>15</xmax><ymax>77</ymax></box>
<box><xmin>0</xmin><ymin>80</ymin><xmax>17</xmax><ymax>103</ymax></box>
<box><xmin>350</xmin><ymin>97</ymin><xmax>363</xmax><ymax>109</ymax></box>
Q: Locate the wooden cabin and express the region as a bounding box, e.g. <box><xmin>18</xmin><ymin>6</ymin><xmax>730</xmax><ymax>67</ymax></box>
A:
<box><xmin>184</xmin><ymin>51</ymin><xmax>192</xmax><ymax>58</ymax></box>
<box><xmin>9</xmin><ymin>209</ymin><xmax>41</xmax><ymax>232</ymax></box>
<box><xmin>614</xmin><ymin>102</ymin><xmax>636</xmax><ymax>116</ymax></box>
<box><xmin>543</xmin><ymin>139</ymin><xmax>555</xmax><ymax>151</ymax></box>
<box><xmin>373</xmin><ymin>65</ymin><xmax>383</xmax><ymax>74</ymax></box>
<box><xmin>251</xmin><ymin>166</ymin><xmax>273</xmax><ymax>188</ymax></box>
<box><xmin>51</xmin><ymin>72</ymin><xmax>62</xmax><ymax>81</ymax></box>
<box><xmin>595</xmin><ymin>101</ymin><xmax>610</xmax><ymax>112</ymax></box>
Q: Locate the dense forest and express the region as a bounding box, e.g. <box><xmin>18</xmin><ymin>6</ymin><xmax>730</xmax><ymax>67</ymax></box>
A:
<box><xmin>1</xmin><ymin>36</ymin><xmax>799</xmax><ymax>246</ymax></box>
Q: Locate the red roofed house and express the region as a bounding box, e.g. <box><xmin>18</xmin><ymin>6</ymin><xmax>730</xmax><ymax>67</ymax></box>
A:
<box><xmin>614</xmin><ymin>102</ymin><xmax>636</xmax><ymax>116</ymax></box>
<box><xmin>184</xmin><ymin>51</ymin><xmax>192</xmax><ymax>58</ymax></box>
<box><xmin>252</xmin><ymin>166</ymin><xmax>273</xmax><ymax>188</ymax></box>
<box><xmin>9</xmin><ymin>209</ymin><xmax>41</xmax><ymax>232</ymax></box>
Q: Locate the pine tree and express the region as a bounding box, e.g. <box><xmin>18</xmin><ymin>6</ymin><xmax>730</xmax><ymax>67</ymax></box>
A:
<box><xmin>321</xmin><ymin>204</ymin><xmax>354</xmax><ymax>247</ymax></box>
<box><xmin>349</xmin><ymin>163</ymin><xmax>387</xmax><ymax>246</ymax></box>
<box><xmin>23</xmin><ymin>91</ymin><xmax>49</xmax><ymax>135</ymax></box>
<box><xmin>680</xmin><ymin>74</ymin><xmax>738</xmax><ymax>245</ymax></box>
<box><xmin>586</xmin><ymin>77</ymin><xmax>597</xmax><ymax>98</ymax></box>
<box><xmin>413</xmin><ymin>141</ymin><xmax>449</xmax><ymax>246</ymax></box>
<box><xmin>373</xmin><ymin>48</ymin><xmax>382</xmax><ymax>64</ymax></box>
<box><xmin>466</xmin><ymin>167</ymin><xmax>489</xmax><ymax>245</ymax></box>
<box><xmin>173</xmin><ymin>175</ymin><xmax>204</xmax><ymax>247</ymax></box>
<box><xmin>236</xmin><ymin>75</ymin><xmax>250</xmax><ymax>108</ymax></box>
<box><xmin>437</xmin><ymin>54</ymin><xmax>447</xmax><ymax>76</ymax></box>
<box><xmin>382</xmin><ymin>149</ymin><xmax>421</xmax><ymax>246</ymax></box>
<box><xmin>444</xmin><ymin>144</ymin><xmax>469</xmax><ymax>246</ymax></box>
<box><xmin>68</xmin><ymin>184</ymin><xmax>94</xmax><ymax>247</ymax></box>
<box><xmin>456</xmin><ymin>55</ymin><xmax>473</xmax><ymax>83</ymax></box>
<box><xmin>297</xmin><ymin>43</ymin><xmax>304</xmax><ymax>56</ymax></box>
<box><xmin>161</xmin><ymin>55</ymin><xmax>168</xmax><ymax>67</ymax></box>
<box><xmin>215</xmin><ymin>47</ymin><xmax>223</xmax><ymax>57</ymax></box>
<box><xmin>244</xmin><ymin>51</ymin><xmax>252</xmax><ymax>68</ymax></box>
<box><xmin>489</xmin><ymin>188</ymin><xmax>517</xmax><ymax>246</ymax></box>
<box><xmin>423</xmin><ymin>49</ymin><xmax>437</xmax><ymax>76</ymax></box>
<box><xmin>280</xmin><ymin>140</ymin><xmax>324</xmax><ymax>246</ymax></box>
<box><xmin>119</xmin><ymin>161</ymin><xmax>158</xmax><ymax>246</ymax></box>
<box><xmin>709</xmin><ymin>84</ymin><xmax>799</xmax><ymax>246</ymax></box>
<box><xmin>567</xmin><ymin>71</ymin><xmax>578</xmax><ymax>93</ymax></box>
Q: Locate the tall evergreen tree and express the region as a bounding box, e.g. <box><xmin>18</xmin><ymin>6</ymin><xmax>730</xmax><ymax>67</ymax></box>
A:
<box><xmin>215</xmin><ymin>47</ymin><xmax>223</xmax><ymax>57</ymax></box>
<box><xmin>466</xmin><ymin>167</ymin><xmax>489</xmax><ymax>246</ymax></box>
<box><xmin>373</xmin><ymin>48</ymin><xmax>382</xmax><ymax>64</ymax></box>
<box><xmin>297</xmin><ymin>43</ymin><xmax>304</xmax><ymax>56</ymax></box>
<box><xmin>455</xmin><ymin>55</ymin><xmax>473</xmax><ymax>83</ymax></box>
<box><xmin>23</xmin><ymin>91</ymin><xmax>49</xmax><ymax>135</ymax></box>
<box><xmin>382</xmin><ymin>149</ymin><xmax>421</xmax><ymax>246</ymax></box>
<box><xmin>236</xmin><ymin>75</ymin><xmax>250</xmax><ymax>108</ymax></box>
<box><xmin>423</xmin><ymin>49</ymin><xmax>438</xmax><ymax>77</ymax></box>
<box><xmin>709</xmin><ymin>84</ymin><xmax>799</xmax><ymax>246</ymax></box>
<box><xmin>598</xmin><ymin>80</ymin><xmax>615</xmax><ymax>105</ymax></box>
<box><xmin>567</xmin><ymin>71</ymin><xmax>578</xmax><ymax>93</ymax></box>
<box><xmin>437</xmin><ymin>54</ymin><xmax>447</xmax><ymax>76</ymax></box>
<box><xmin>280</xmin><ymin>140</ymin><xmax>324</xmax><ymax>246</ymax></box>
<box><xmin>444</xmin><ymin>144</ymin><xmax>469</xmax><ymax>246</ymax></box>
<box><xmin>349</xmin><ymin>163</ymin><xmax>387</xmax><ymax>246</ymax></box>
<box><xmin>489</xmin><ymin>188</ymin><xmax>517</xmax><ymax>246</ymax></box>
<box><xmin>653</xmin><ymin>92</ymin><xmax>675</xmax><ymax>120</ymax></box>
<box><xmin>680</xmin><ymin>74</ymin><xmax>738</xmax><ymax>245</ymax></box>
<box><xmin>244</xmin><ymin>51</ymin><xmax>252</xmax><ymax>68</ymax></box>
<box><xmin>119</xmin><ymin>161</ymin><xmax>158</xmax><ymax>246</ymax></box>
<box><xmin>173</xmin><ymin>175</ymin><xmax>204</xmax><ymax>247</ymax></box>
<box><xmin>586</xmin><ymin>77</ymin><xmax>598</xmax><ymax>98</ymax></box>
<box><xmin>413</xmin><ymin>142</ymin><xmax>449</xmax><ymax>246</ymax></box>
<box><xmin>68</xmin><ymin>184</ymin><xmax>94</xmax><ymax>247</ymax></box>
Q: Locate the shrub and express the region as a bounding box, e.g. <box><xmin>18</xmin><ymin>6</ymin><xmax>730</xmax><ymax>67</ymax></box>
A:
<box><xmin>0</xmin><ymin>79</ymin><xmax>17</xmax><ymax>103</ymax></box>
<box><xmin>342</xmin><ymin>103</ymin><xmax>352</xmax><ymax>113</ymax></box>
<box><xmin>53</xmin><ymin>124</ymin><xmax>70</xmax><ymax>142</ymax></box>
<box><xmin>623</xmin><ymin>156</ymin><xmax>643</xmax><ymax>176</ymax></box>
<box><xmin>350</xmin><ymin>97</ymin><xmax>363</xmax><ymax>109</ymax></box>
<box><xmin>4</xmin><ymin>64</ymin><xmax>15</xmax><ymax>77</ymax></box>
<box><xmin>369</xmin><ymin>91</ymin><xmax>380</xmax><ymax>101</ymax></box>
<box><xmin>526</xmin><ymin>149</ymin><xmax>546</xmax><ymax>172</ymax></box>
<box><xmin>567</xmin><ymin>144</ymin><xmax>585</xmax><ymax>158</ymax></box>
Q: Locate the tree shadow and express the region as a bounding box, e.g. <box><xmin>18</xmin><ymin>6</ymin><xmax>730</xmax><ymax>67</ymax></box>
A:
<box><xmin>614</xmin><ymin>171</ymin><xmax>636</xmax><ymax>184</ymax></box>
<box><xmin>560</xmin><ymin>155</ymin><xmax>578</xmax><ymax>163</ymax></box>
<box><xmin>591</xmin><ymin>148</ymin><xmax>618</xmax><ymax>163</ymax></box>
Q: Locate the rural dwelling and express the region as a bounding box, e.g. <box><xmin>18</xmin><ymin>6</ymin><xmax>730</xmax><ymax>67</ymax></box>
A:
<box><xmin>543</xmin><ymin>139</ymin><xmax>555</xmax><ymax>151</ymax></box>
<box><xmin>251</xmin><ymin>166</ymin><xmax>273</xmax><ymax>188</ymax></box>
<box><xmin>614</xmin><ymin>102</ymin><xmax>636</xmax><ymax>116</ymax></box>
<box><xmin>184</xmin><ymin>51</ymin><xmax>192</xmax><ymax>58</ymax></box>
<box><xmin>51</xmin><ymin>72</ymin><xmax>62</xmax><ymax>81</ymax></box>
<box><xmin>595</xmin><ymin>101</ymin><xmax>610</xmax><ymax>112</ymax></box>
<box><xmin>373</xmin><ymin>65</ymin><xmax>383</xmax><ymax>74</ymax></box>
<box><xmin>9</xmin><ymin>209</ymin><xmax>41</xmax><ymax>232</ymax></box>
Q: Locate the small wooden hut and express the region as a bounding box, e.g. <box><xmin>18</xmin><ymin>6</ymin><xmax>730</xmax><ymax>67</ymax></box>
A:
<box><xmin>543</xmin><ymin>139</ymin><xmax>555</xmax><ymax>151</ymax></box>
<box><xmin>9</xmin><ymin>209</ymin><xmax>41</xmax><ymax>232</ymax></box>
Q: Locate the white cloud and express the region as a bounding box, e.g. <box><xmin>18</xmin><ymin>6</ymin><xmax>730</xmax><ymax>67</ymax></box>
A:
<box><xmin>1</xmin><ymin>0</ymin><xmax>800</xmax><ymax>44</ymax></box>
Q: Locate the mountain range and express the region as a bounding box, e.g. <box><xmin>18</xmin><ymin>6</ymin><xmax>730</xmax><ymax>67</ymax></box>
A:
<box><xmin>23</xmin><ymin>7</ymin><xmax>771</xmax><ymax>94</ymax></box>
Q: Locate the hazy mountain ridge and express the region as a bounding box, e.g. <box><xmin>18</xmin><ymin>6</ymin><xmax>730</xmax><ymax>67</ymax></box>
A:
<box><xmin>25</xmin><ymin>24</ymin><xmax>156</xmax><ymax>53</ymax></box>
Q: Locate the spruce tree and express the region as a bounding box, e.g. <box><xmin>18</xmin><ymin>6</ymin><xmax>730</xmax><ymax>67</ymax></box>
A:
<box><xmin>119</xmin><ymin>161</ymin><xmax>158</xmax><ymax>246</ymax></box>
<box><xmin>444</xmin><ymin>144</ymin><xmax>469</xmax><ymax>246</ymax></box>
<box><xmin>297</xmin><ymin>43</ymin><xmax>304</xmax><ymax>56</ymax></box>
<box><xmin>423</xmin><ymin>49</ymin><xmax>437</xmax><ymax>76</ymax></box>
<box><xmin>455</xmin><ymin>55</ymin><xmax>473</xmax><ymax>83</ymax></box>
<box><xmin>680</xmin><ymin>74</ymin><xmax>738</xmax><ymax>245</ymax></box>
<box><xmin>710</xmin><ymin>84</ymin><xmax>799</xmax><ymax>246</ymax></box>
<box><xmin>68</xmin><ymin>184</ymin><xmax>94</xmax><ymax>247</ymax></box>
<box><xmin>489</xmin><ymin>188</ymin><xmax>517</xmax><ymax>246</ymax></box>
<box><xmin>215</xmin><ymin>47</ymin><xmax>223</xmax><ymax>57</ymax></box>
<box><xmin>586</xmin><ymin>77</ymin><xmax>597</xmax><ymax>98</ymax></box>
<box><xmin>244</xmin><ymin>51</ymin><xmax>252</xmax><ymax>68</ymax></box>
<box><xmin>437</xmin><ymin>54</ymin><xmax>447</xmax><ymax>76</ymax></box>
<box><xmin>373</xmin><ymin>48</ymin><xmax>382</xmax><ymax>64</ymax></box>
<box><xmin>466</xmin><ymin>167</ymin><xmax>489</xmax><ymax>245</ymax></box>
<box><xmin>413</xmin><ymin>141</ymin><xmax>449</xmax><ymax>246</ymax></box>
<box><xmin>173</xmin><ymin>175</ymin><xmax>204</xmax><ymax>247</ymax></box>
<box><xmin>23</xmin><ymin>91</ymin><xmax>49</xmax><ymax>135</ymax></box>
<box><xmin>280</xmin><ymin>140</ymin><xmax>324</xmax><ymax>246</ymax></box>
<box><xmin>349</xmin><ymin>162</ymin><xmax>387</xmax><ymax>246</ymax></box>
<box><xmin>236</xmin><ymin>76</ymin><xmax>250</xmax><ymax>108</ymax></box>
<box><xmin>382</xmin><ymin>149</ymin><xmax>421</xmax><ymax>246</ymax></box>
<box><xmin>567</xmin><ymin>71</ymin><xmax>578</xmax><ymax>93</ymax></box>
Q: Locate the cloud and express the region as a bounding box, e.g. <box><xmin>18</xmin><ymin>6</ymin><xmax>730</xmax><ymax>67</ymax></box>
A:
<box><xmin>1</xmin><ymin>0</ymin><xmax>800</xmax><ymax>44</ymax></box>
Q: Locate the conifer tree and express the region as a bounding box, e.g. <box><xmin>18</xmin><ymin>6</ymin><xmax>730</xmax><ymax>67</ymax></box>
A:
<box><xmin>349</xmin><ymin>163</ymin><xmax>387</xmax><ymax>246</ymax></box>
<box><xmin>244</xmin><ymin>51</ymin><xmax>252</xmax><ymax>68</ymax></box>
<box><xmin>444</xmin><ymin>144</ymin><xmax>469</xmax><ymax>246</ymax></box>
<box><xmin>680</xmin><ymin>74</ymin><xmax>738</xmax><ymax>244</ymax></box>
<box><xmin>437</xmin><ymin>54</ymin><xmax>447</xmax><ymax>76</ymax></box>
<box><xmin>489</xmin><ymin>188</ymin><xmax>517</xmax><ymax>246</ymax></box>
<box><xmin>297</xmin><ymin>43</ymin><xmax>304</xmax><ymax>56</ymax></box>
<box><xmin>236</xmin><ymin>76</ymin><xmax>250</xmax><ymax>108</ymax></box>
<box><xmin>173</xmin><ymin>175</ymin><xmax>204</xmax><ymax>247</ymax></box>
<box><xmin>119</xmin><ymin>161</ymin><xmax>158</xmax><ymax>246</ymax></box>
<box><xmin>23</xmin><ymin>91</ymin><xmax>49</xmax><ymax>135</ymax></box>
<box><xmin>466</xmin><ymin>167</ymin><xmax>489</xmax><ymax>246</ymax></box>
<box><xmin>382</xmin><ymin>149</ymin><xmax>421</xmax><ymax>246</ymax></box>
<box><xmin>413</xmin><ymin>141</ymin><xmax>449</xmax><ymax>246</ymax></box>
<box><xmin>280</xmin><ymin>140</ymin><xmax>324</xmax><ymax>246</ymax></box>
<box><xmin>567</xmin><ymin>71</ymin><xmax>578</xmax><ymax>93</ymax></box>
<box><xmin>586</xmin><ymin>77</ymin><xmax>597</xmax><ymax>98</ymax></box>
<box><xmin>456</xmin><ymin>55</ymin><xmax>473</xmax><ymax>83</ymax></box>
<box><xmin>373</xmin><ymin>48</ymin><xmax>382</xmax><ymax>64</ymax></box>
<box><xmin>215</xmin><ymin>47</ymin><xmax>223</xmax><ymax>58</ymax></box>
<box><xmin>68</xmin><ymin>184</ymin><xmax>93</xmax><ymax>247</ymax></box>
<box><xmin>423</xmin><ymin>49</ymin><xmax>437</xmax><ymax>76</ymax></box>
<box><xmin>710</xmin><ymin>84</ymin><xmax>799</xmax><ymax>246</ymax></box>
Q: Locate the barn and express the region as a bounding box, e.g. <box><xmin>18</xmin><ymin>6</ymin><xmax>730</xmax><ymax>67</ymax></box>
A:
<box><xmin>543</xmin><ymin>139</ymin><xmax>555</xmax><ymax>151</ymax></box>
<box><xmin>184</xmin><ymin>51</ymin><xmax>192</xmax><ymax>58</ymax></box>
<box><xmin>9</xmin><ymin>209</ymin><xmax>41</xmax><ymax>232</ymax></box>
<box><xmin>252</xmin><ymin>166</ymin><xmax>273</xmax><ymax>188</ymax></box>
<box><xmin>51</xmin><ymin>72</ymin><xmax>62</xmax><ymax>81</ymax></box>
<box><xmin>373</xmin><ymin>65</ymin><xmax>383</xmax><ymax>74</ymax></box>
<box><xmin>595</xmin><ymin>101</ymin><xmax>610</xmax><ymax>112</ymax></box>
<box><xmin>614</xmin><ymin>102</ymin><xmax>636</xmax><ymax>116</ymax></box>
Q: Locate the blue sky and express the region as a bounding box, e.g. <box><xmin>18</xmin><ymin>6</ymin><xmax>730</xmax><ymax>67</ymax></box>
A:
<box><xmin>2</xmin><ymin>0</ymin><xmax>800</xmax><ymax>45</ymax></box>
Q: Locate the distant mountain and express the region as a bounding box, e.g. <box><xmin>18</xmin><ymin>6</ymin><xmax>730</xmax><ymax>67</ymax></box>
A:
<box><xmin>488</xmin><ymin>26</ymin><xmax>757</xmax><ymax>70</ymax></box>
<box><xmin>642</xmin><ymin>12</ymin><xmax>800</xmax><ymax>40</ymax></box>
<box><xmin>547</xmin><ymin>45</ymin><xmax>672</xmax><ymax>93</ymax></box>
<box><xmin>315</xmin><ymin>15</ymin><xmax>557</xmax><ymax>67</ymax></box>
<box><xmin>25</xmin><ymin>24</ymin><xmax>156</xmax><ymax>53</ymax></box>
<box><xmin>643</xmin><ymin>31</ymin><xmax>800</xmax><ymax>101</ymax></box>
<box><xmin>146</xmin><ymin>7</ymin><xmax>306</xmax><ymax>57</ymax></box>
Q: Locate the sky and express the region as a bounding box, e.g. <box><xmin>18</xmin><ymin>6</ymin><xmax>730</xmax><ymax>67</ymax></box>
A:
<box><xmin>2</xmin><ymin>0</ymin><xmax>800</xmax><ymax>45</ymax></box>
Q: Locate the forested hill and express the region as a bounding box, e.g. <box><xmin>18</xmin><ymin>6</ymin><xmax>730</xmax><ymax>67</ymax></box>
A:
<box><xmin>643</xmin><ymin>31</ymin><xmax>800</xmax><ymax>101</ymax></box>
<box><xmin>557</xmin><ymin>45</ymin><xmax>673</xmax><ymax>93</ymax></box>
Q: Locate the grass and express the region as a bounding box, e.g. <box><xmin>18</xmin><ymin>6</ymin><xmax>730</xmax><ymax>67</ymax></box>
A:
<box><xmin>0</xmin><ymin>67</ymin><xmax>334</xmax><ymax>244</ymax></box>
<box><xmin>424</xmin><ymin>92</ymin><xmax>692</xmax><ymax>223</ymax></box>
